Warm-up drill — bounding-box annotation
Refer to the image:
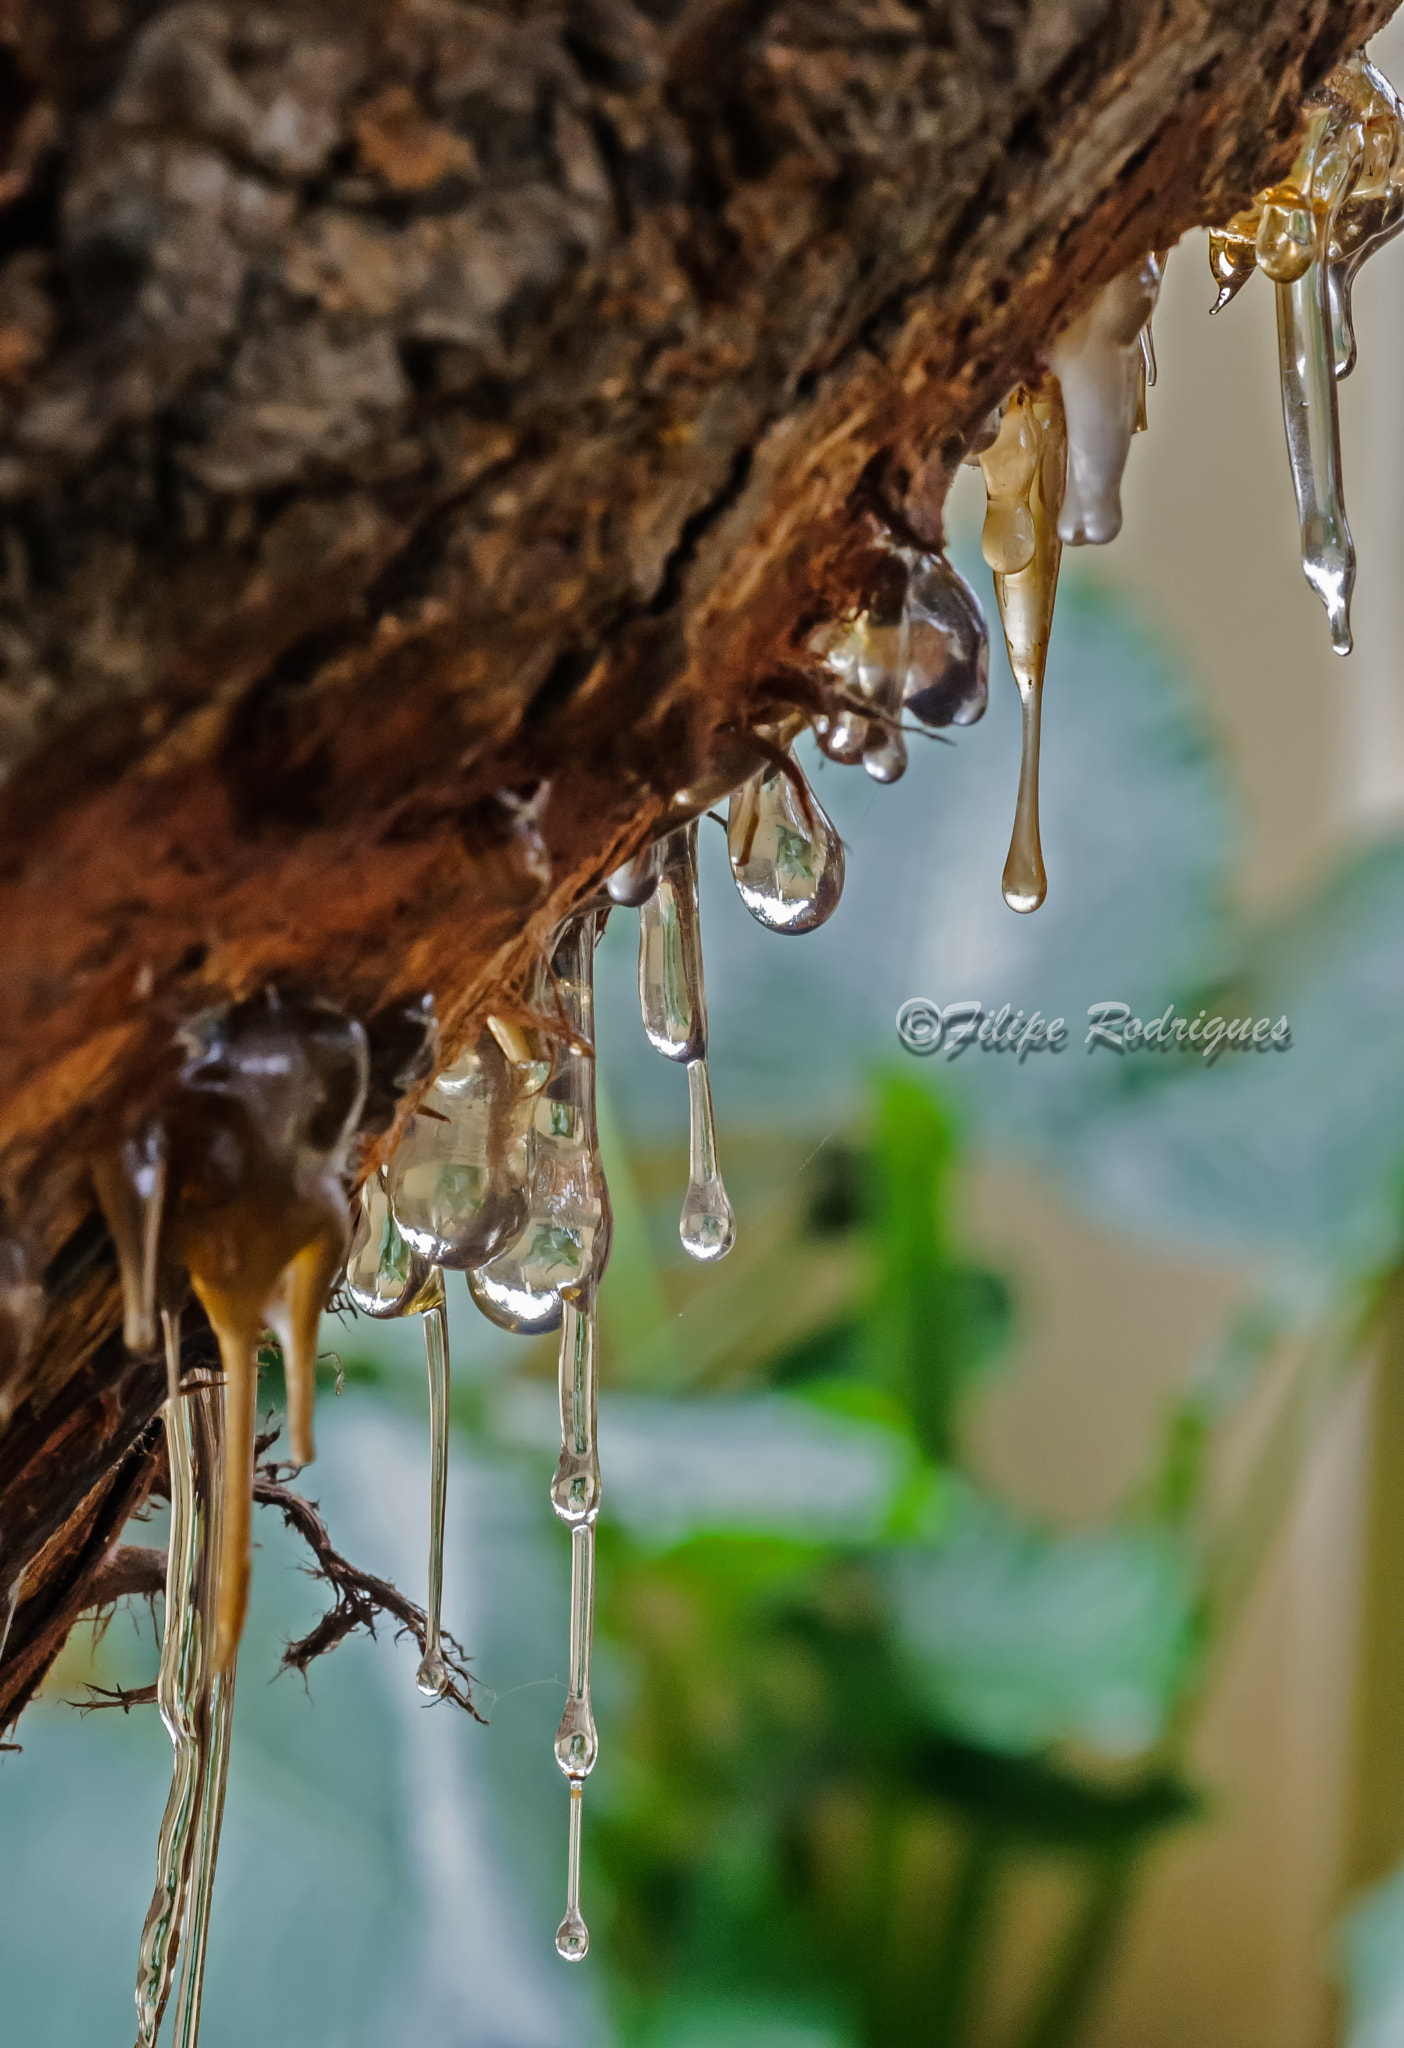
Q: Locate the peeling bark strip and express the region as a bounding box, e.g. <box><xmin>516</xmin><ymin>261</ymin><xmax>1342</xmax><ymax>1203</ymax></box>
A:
<box><xmin>0</xmin><ymin>0</ymin><xmax>1395</xmax><ymax>1720</ymax></box>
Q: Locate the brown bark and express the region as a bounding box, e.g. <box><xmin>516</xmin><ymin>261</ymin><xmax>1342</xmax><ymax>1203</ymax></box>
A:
<box><xmin>0</xmin><ymin>0</ymin><xmax>1395</xmax><ymax>1727</ymax></box>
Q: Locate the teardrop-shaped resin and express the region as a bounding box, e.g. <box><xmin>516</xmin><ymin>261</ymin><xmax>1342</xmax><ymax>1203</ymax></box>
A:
<box><xmin>727</xmin><ymin>755</ymin><xmax>845</xmax><ymax>934</ymax></box>
<box><xmin>388</xmin><ymin>1029</ymin><xmax>531</xmax><ymax>1271</ymax></box>
<box><xmin>902</xmin><ymin>554</ymin><xmax>990</xmax><ymax>729</ymax></box>
<box><xmin>469</xmin><ymin>915</ymin><xmax>612</xmax><ymax>1332</ymax></box>
<box><xmin>347</xmin><ymin>1170</ymin><xmax>442</xmax><ymax>1318</ymax></box>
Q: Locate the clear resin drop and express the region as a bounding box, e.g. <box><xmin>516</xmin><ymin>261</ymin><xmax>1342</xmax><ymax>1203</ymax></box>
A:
<box><xmin>903</xmin><ymin>552</ymin><xmax>990</xmax><ymax>729</ymax></box>
<box><xmin>726</xmin><ymin>756</ymin><xmax>844</xmax><ymax>935</ymax></box>
<box><xmin>92</xmin><ymin>1124</ymin><xmax>167</xmax><ymax>1355</ymax></box>
<box><xmin>347</xmin><ymin>1170</ymin><xmax>441</xmax><ymax>1318</ymax></box>
<box><xmin>469</xmin><ymin>914</ymin><xmax>612</xmax><ymax>1333</ymax></box>
<box><xmin>387</xmin><ymin>1030</ymin><xmax>531</xmax><ymax>1271</ymax></box>
<box><xmin>637</xmin><ymin>824</ymin><xmax>735</xmax><ymax>1261</ymax></box>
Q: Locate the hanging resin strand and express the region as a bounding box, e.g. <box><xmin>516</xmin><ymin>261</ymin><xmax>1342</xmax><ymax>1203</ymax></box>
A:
<box><xmin>980</xmin><ymin>383</ymin><xmax>1067</xmax><ymax>913</ymax></box>
<box><xmin>638</xmin><ymin>822</ymin><xmax>735</xmax><ymax>1261</ymax></box>
<box><xmin>132</xmin><ymin>1313</ymin><xmax>201</xmax><ymax>2048</ymax></box>
<box><xmin>1276</xmin><ymin>256</ymin><xmax>1353</xmax><ymax>653</ymax></box>
<box><xmin>169</xmin><ymin>1377</ymin><xmax>236</xmax><ymax>2048</ymax></box>
<box><xmin>1206</xmin><ymin>56</ymin><xmax>1404</xmax><ymax>653</ymax></box>
<box><xmin>727</xmin><ymin>753</ymin><xmax>845</xmax><ymax>934</ymax></box>
<box><xmin>551</xmin><ymin>1284</ymin><xmax>601</xmax><ymax>1961</ymax></box>
<box><xmin>132</xmin><ymin>1314</ymin><xmax>236</xmax><ymax>2048</ymax></box>
<box><xmin>470</xmin><ymin>912</ymin><xmax>612</xmax><ymax>1333</ymax></box>
<box><xmin>417</xmin><ymin>1292</ymin><xmax>452</xmax><ymax>1698</ymax></box>
<box><xmin>346</xmin><ymin>1173</ymin><xmax>451</xmax><ymax>1698</ymax></box>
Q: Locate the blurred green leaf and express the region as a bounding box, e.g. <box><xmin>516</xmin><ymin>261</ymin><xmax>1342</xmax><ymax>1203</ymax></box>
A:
<box><xmin>890</xmin><ymin>1487</ymin><xmax>1198</xmax><ymax>1760</ymax></box>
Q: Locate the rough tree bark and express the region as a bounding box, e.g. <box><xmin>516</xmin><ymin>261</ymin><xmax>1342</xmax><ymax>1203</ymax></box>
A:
<box><xmin>0</xmin><ymin>0</ymin><xmax>1394</xmax><ymax>1730</ymax></box>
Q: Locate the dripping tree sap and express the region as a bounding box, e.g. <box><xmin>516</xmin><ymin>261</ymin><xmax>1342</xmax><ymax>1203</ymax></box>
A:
<box><xmin>0</xmin><ymin>0</ymin><xmax>1398</xmax><ymax>2018</ymax></box>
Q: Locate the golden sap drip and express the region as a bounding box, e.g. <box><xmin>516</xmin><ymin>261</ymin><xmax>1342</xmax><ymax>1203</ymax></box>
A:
<box><xmin>980</xmin><ymin>383</ymin><xmax>1068</xmax><ymax>915</ymax></box>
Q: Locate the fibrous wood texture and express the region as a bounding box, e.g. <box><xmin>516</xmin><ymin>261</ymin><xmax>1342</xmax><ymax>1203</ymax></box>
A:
<box><xmin>0</xmin><ymin>0</ymin><xmax>1395</xmax><ymax>1728</ymax></box>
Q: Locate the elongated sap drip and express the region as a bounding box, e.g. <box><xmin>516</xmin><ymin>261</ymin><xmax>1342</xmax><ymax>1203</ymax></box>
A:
<box><xmin>1207</xmin><ymin>56</ymin><xmax>1404</xmax><ymax>653</ymax></box>
<box><xmin>470</xmin><ymin>913</ymin><xmax>612</xmax><ymax>1334</ymax></box>
<box><xmin>171</xmin><ymin>1383</ymin><xmax>236</xmax><ymax>2048</ymax></box>
<box><xmin>726</xmin><ymin>755</ymin><xmax>844</xmax><ymax>934</ymax></box>
<box><xmin>133</xmin><ymin>1315</ymin><xmax>201</xmax><ymax>2048</ymax></box>
<box><xmin>348</xmin><ymin>1175</ymin><xmax>451</xmax><ymax>1700</ymax></box>
<box><xmin>551</xmin><ymin>1287</ymin><xmax>599</xmax><ymax>1961</ymax></box>
<box><xmin>416</xmin><ymin>1299</ymin><xmax>452</xmax><ymax>1699</ymax></box>
<box><xmin>161</xmin><ymin>994</ymin><xmax>367</xmax><ymax>1673</ymax></box>
<box><xmin>1048</xmin><ymin>253</ymin><xmax>1161</xmax><ymax>546</ymax></box>
<box><xmin>1276</xmin><ymin>262</ymin><xmax>1354</xmax><ymax>654</ymax></box>
<box><xmin>980</xmin><ymin>383</ymin><xmax>1067</xmax><ymax>914</ymax></box>
<box><xmin>134</xmin><ymin>1314</ymin><xmax>236</xmax><ymax>2048</ymax></box>
<box><xmin>638</xmin><ymin>823</ymin><xmax>735</xmax><ymax>1262</ymax></box>
<box><xmin>388</xmin><ymin>1031</ymin><xmax>531</xmax><ymax>1271</ymax></box>
<box><xmin>93</xmin><ymin>1126</ymin><xmax>167</xmax><ymax>1355</ymax></box>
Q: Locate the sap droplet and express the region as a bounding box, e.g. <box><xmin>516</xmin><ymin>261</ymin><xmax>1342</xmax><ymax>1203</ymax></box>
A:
<box><xmin>606</xmin><ymin>839</ymin><xmax>663</xmax><ymax>907</ymax></box>
<box><xmin>980</xmin><ymin>383</ymin><xmax>1066</xmax><ymax>914</ymax></box>
<box><xmin>638</xmin><ymin>822</ymin><xmax>735</xmax><ymax>1260</ymax></box>
<box><xmin>347</xmin><ymin>1170</ymin><xmax>442</xmax><ymax>1319</ymax></box>
<box><xmin>387</xmin><ymin>1029</ymin><xmax>531</xmax><ymax>1272</ymax></box>
<box><xmin>470</xmin><ymin>913</ymin><xmax>612</xmax><ymax>1333</ymax></box>
<box><xmin>903</xmin><ymin>553</ymin><xmax>989</xmax><ymax>729</ymax></box>
<box><xmin>680</xmin><ymin>1059</ymin><xmax>734</xmax><ymax>1261</ymax></box>
<box><xmin>726</xmin><ymin>756</ymin><xmax>844</xmax><ymax>935</ymax></box>
<box><xmin>811</xmin><ymin>552</ymin><xmax>910</xmax><ymax>782</ymax></box>
<box><xmin>1047</xmin><ymin>253</ymin><xmax>1161</xmax><ymax>547</ymax></box>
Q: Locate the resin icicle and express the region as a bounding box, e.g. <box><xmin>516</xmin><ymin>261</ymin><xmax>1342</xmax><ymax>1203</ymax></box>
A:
<box><xmin>727</xmin><ymin>755</ymin><xmax>845</xmax><ymax>934</ymax></box>
<box><xmin>416</xmin><ymin>1297</ymin><xmax>452</xmax><ymax>1699</ymax></box>
<box><xmin>638</xmin><ymin>823</ymin><xmax>734</xmax><ymax>1261</ymax></box>
<box><xmin>1047</xmin><ymin>253</ymin><xmax>1161</xmax><ymax>546</ymax></box>
<box><xmin>347</xmin><ymin>1172</ymin><xmax>451</xmax><ymax>1699</ymax></box>
<box><xmin>133</xmin><ymin>1315</ymin><xmax>236</xmax><ymax>2048</ymax></box>
<box><xmin>133</xmin><ymin>1315</ymin><xmax>200</xmax><ymax>2048</ymax></box>
<box><xmin>980</xmin><ymin>384</ymin><xmax>1067</xmax><ymax>914</ymax></box>
<box><xmin>1206</xmin><ymin>55</ymin><xmax>1404</xmax><ymax>653</ymax></box>
<box><xmin>470</xmin><ymin>913</ymin><xmax>612</xmax><ymax>1332</ymax></box>
<box><xmin>551</xmin><ymin>1285</ymin><xmax>600</xmax><ymax>1961</ymax></box>
<box><xmin>1276</xmin><ymin>259</ymin><xmax>1354</xmax><ymax>653</ymax></box>
<box><xmin>170</xmin><ymin>1367</ymin><xmax>236</xmax><ymax>2048</ymax></box>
